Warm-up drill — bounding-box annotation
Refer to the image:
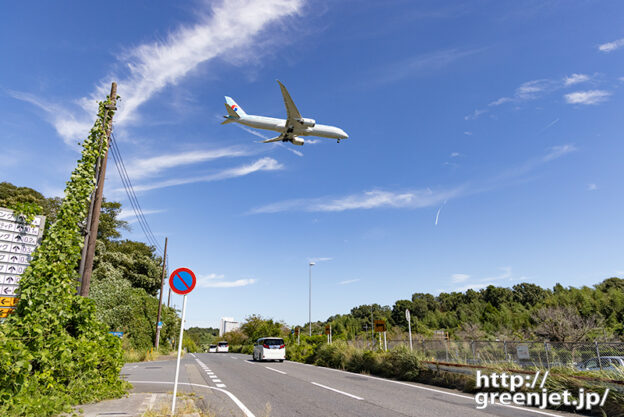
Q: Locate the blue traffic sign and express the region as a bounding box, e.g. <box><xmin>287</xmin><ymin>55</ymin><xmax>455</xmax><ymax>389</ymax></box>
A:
<box><xmin>169</xmin><ymin>268</ymin><xmax>196</xmax><ymax>295</ymax></box>
<box><xmin>109</xmin><ymin>331</ymin><xmax>123</xmax><ymax>338</ymax></box>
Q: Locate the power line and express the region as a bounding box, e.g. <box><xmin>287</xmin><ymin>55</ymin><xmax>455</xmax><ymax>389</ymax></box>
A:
<box><xmin>109</xmin><ymin>133</ymin><xmax>163</xmax><ymax>253</ymax></box>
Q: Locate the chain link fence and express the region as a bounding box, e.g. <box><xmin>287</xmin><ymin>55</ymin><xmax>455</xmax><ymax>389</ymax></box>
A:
<box><xmin>383</xmin><ymin>339</ymin><xmax>624</xmax><ymax>369</ymax></box>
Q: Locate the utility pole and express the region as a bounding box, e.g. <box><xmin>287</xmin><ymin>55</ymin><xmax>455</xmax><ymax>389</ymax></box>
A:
<box><xmin>167</xmin><ymin>287</ymin><xmax>171</xmax><ymax>308</ymax></box>
<box><xmin>309</xmin><ymin>262</ymin><xmax>315</xmax><ymax>337</ymax></box>
<box><xmin>79</xmin><ymin>82</ymin><xmax>117</xmax><ymax>297</ymax></box>
<box><xmin>154</xmin><ymin>237</ymin><xmax>168</xmax><ymax>349</ymax></box>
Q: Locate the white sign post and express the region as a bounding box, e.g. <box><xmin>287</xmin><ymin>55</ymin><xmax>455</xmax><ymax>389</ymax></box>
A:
<box><xmin>171</xmin><ymin>294</ymin><xmax>187</xmax><ymax>414</ymax></box>
<box><xmin>168</xmin><ymin>267</ymin><xmax>196</xmax><ymax>415</ymax></box>
<box><xmin>405</xmin><ymin>309</ymin><xmax>412</xmax><ymax>352</ymax></box>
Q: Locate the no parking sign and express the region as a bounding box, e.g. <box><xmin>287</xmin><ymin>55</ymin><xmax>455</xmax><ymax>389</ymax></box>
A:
<box><xmin>169</xmin><ymin>267</ymin><xmax>196</xmax><ymax>413</ymax></box>
<box><xmin>169</xmin><ymin>267</ymin><xmax>196</xmax><ymax>295</ymax></box>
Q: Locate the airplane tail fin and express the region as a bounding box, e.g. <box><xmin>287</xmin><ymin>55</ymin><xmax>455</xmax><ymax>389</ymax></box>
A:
<box><xmin>225</xmin><ymin>96</ymin><xmax>247</xmax><ymax>117</ymax></box>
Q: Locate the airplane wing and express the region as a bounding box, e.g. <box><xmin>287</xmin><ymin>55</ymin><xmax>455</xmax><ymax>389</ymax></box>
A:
<box><xmin>262</xmin><ymin>132</ymin><xmax>288</xmax><ymax>143</ymax></box>
<box><xmin>277</xmin><ymin>80</ymin><xmax>301</xmax><ymax>123</ymax></box>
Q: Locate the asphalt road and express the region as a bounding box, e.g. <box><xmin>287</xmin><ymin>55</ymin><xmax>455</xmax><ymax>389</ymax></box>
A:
<box><xmin>122</xmin><ymin>352</ymin><xmax>576</xmax><ymax>417</ymax></box>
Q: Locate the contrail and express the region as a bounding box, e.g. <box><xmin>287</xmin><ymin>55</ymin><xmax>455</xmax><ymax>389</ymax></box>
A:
<box><xmin>539</xmin><ymin>118</ymin><xmax>559</xmax><ymax>133</ymax></box>
<box><xmin>435</xmin><ymin>200</ymin><xmax>447</xmax><ymax>226</ymax></box>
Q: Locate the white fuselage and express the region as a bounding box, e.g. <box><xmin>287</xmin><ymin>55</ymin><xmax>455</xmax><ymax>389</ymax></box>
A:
<box><xmin>237</xmin><ymin>115</ymin><xmax>348</xmax><ymax>140</ymax></box>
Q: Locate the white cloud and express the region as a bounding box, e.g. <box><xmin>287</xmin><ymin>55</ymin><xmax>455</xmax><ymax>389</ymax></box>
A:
<box><xmin>489</xmin><ymin>97</ymin><xmax>512</xmax><ymax>106</ymax></box>
<box><xmin>515</xmin><ymin>79</ymin><xmax>552</xmax><ymax>99</ymax></box>
<box><xmin>463</xmin><ymin>131</ymin><xmax>472</xmax><ymax>136</ymax></box>
<box><xmin>118</xmin><ymin>208</ymin><xmax>165</xmax><ymax>220</ymax></box>
<box><xmin>338</xmin><ymin>279</ymin><xmax>359</xmax><ymax>285</ymax></box>
<box><xmin>450</xmin><ymin>152</ymin><xmax>460</xmax><ymax>158</ymax></box>
<box><xmin>587</xmin><ymin>183</ymin><xmax>598</xmax><ymax>191</ymax></box>
<box><xmin>564</xmin><ymin>90</ymin><xmax>611</xmax><ymax>105</ymax></box>
<box><xmin>464</xmin><ymin>108</ymin><xmax>487</xmax><ymax>120</ymax></box>
<box><xmin>196</xmin><ymin>273</ymin><xmax>256</xmax><ymax>288</ymax></box>
<box><xmin>125</xmin><ymin>147</ymin><xmax>251</xmax><ymax>179</ymax></box>
<box><xmin>131</xmin><ymin>157</ymin><xmax>283</xmax><ymax>192</ymax></box>
<box><xmin>199</xmin><ymin>278</ymin><xmax>257</xmax><ymax>288</ymax></box>
<box><xmin>454</xmin><ymin>283</ymin><xmax>489</xmax><ymax>292</ymax></box>
<box><xmin>598</xmin><ymin>38</ymin><xmax>624</xmax><ymax>53</ymax></box>
<box><xmin>252</xmin><ymin>145</ymin><xmax>575</xmax><ymax>214</ymax></box>
<box><xmin>11</xmin><ymin>0</ymin><xmax>304</xmax><ymax>145</ymax></box>
<box><xmin>309</xmin><ymin>257</ymin><xmax>332</xmax><ymax>263</ymax></box>
<box><xmin>451</xmin><ymin>273</ymin><xmax>470</xmax><ymax>283</ymax></box>
<box><xmin>564</xmin><ymin>73</ymin><xmax>590</xmax><ymax>86</ymax></box>
<box><xmin>252</xmin><ymin>188</ymin><xmax>463</xmax><ymax>214</ymax></box>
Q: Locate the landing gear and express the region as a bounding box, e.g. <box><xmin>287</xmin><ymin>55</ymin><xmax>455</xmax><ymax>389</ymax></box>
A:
<box><xmin>337</xmin><ymin>139</ymin><xmax>341</xmax><ymax>144</ymax></box>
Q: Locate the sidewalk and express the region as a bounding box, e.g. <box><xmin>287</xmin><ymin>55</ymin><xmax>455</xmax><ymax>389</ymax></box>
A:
<box><xmin>74</xmin><ymin>393</ymin><xmax>202</xmax><ymax>417</ymax></box>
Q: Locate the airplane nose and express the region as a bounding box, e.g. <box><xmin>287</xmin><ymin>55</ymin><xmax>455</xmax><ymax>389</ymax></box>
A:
<box><xmin>340</xmin><ymin>129</ymin><xmax>349</xmax><ymax>139</ymax></box>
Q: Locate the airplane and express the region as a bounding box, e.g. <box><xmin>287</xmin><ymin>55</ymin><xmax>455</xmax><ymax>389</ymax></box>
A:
<box><xmin>221</xmin><ymin>80</ymin><xmax>348</xmax><ymax>146</ymax></box>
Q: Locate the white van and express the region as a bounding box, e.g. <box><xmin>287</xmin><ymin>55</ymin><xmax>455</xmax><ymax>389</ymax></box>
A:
<box><xmin>252</xmin><ymin>337</ymin><xmax>285</xmax><ymax>362</ymax></box>
<box><xmin>216</xmin><ymin>341</ymin><xmax>229</xmax><ymax>353</ymax></box>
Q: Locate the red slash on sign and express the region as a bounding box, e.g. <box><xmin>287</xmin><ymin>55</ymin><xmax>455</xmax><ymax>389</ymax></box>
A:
<box><xmin>169</xmin><ymin>268</ymin><xmax>196</xmax><ymax>295</ymax></box>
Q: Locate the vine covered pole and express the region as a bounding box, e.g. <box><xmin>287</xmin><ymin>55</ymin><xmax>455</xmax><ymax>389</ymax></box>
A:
<box><xmin>80</xmin><ymin>82</ymin><xmax>117</xmax><ymax>297</ymax></box>
<box><xmin>154</xmin><ymin>237</ymin><xmax>168</xmax><ymax>349</ymax></box>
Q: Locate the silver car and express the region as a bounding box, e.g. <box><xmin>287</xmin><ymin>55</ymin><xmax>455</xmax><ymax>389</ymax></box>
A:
<box><xmin>577</xmin><ymin>356</ymin><xmax>624</xmax><ymax>371</ymax></box>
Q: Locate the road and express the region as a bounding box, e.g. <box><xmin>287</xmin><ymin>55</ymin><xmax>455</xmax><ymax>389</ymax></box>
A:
<box><xmin>122</xmin><ymin>352</ymin><xmax>575</xmax><ymax>417</ymax></box>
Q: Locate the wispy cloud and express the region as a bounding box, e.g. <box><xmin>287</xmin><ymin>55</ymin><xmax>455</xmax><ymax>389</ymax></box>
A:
<box><xmin>451</xmin><ymin>273</ymin><xmax>470</xmax><ymax>283</ymax></box>
<box><xmin>118</xmin><ymin>208</ymin><xmax>165</xmax><ymax>221</ymax></box>
<box><xmin>131</xmin><ymin>157</ymin><xmax>283</xmax><ymax>192</ymax></box>
<box><xmin>125</xmin><ymin>147</ymin><xmax>251</xmax><ymax>180</ymax></box>
<box><xmin>564</xmin><ymin>73</ymin><xmax>590</xmax><ymax>86</ymax></box>
<box><xmin>539</xmin><ymin>118</ymin><xmax>559</xmax><ymax>133</ymax></box>
<box><xmin>564</xmin><ymin>90</ymin><xmax>611</xmax><ymax>105</ymax></box>
<box><xmin>10</xmin><ymin>0</ymin><xmax>304</xmax><ymax>145</ymax></box>
<box><xmin>587</xmin><ymin>183</ymin><xmax>598</xmax><ymax>191</ymax></box>
<box><xmin>309</xmin><ymin>257</ymin><xmax>332</xmax><ymax>263</ymax></box>
<box><xmin>235</xmin><ymin>125</ymin><xmax>304</xmax><ymax>157</ymax></box>
<box><xmin>196</xmin><ymin>273</ymin><xmax>256</xmax><ymax>288</ymax></box>
<box><xmin>377</xmin><ymin>48</ymin><xmax>483</xmax><ymax>84</ymax></box>
<box><xmin>252</xmin><ymin>188</ymin><xmax>463</xmax><ymax>214</ymax></box>
<box><xmin>598</xmin><ymin>38</ymin><xmax>624</xmax><ymax>53</ymax></box>
<box><xmin>251</xmin><ymin>145</ymin><xmax>575</xmax><ymax>214</ymax></box>
<box><xmin>464</xmin><ymin>108</ymin><xmax>487</xmax><ymax>120</ymax></box>
<box><xmin>338</xmin><ymin>279</ymin><xmax>359</xmax><ymax>285</ymax></box>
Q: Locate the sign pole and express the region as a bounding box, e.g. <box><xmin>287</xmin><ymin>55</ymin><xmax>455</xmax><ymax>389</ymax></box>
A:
<box><xmin>383</xmin><ymin>331</ymin><xmax>387</xmax><ymax>351</ymax></box>
<box><xmin>406</xmin><ymin>309</ymin><xmax>413</xmax><ymax>352</ymax></box>
<box><xmin>171</xmin><ymin>293</ymin><xmax>187</xmax><ymax>414</ymax></box>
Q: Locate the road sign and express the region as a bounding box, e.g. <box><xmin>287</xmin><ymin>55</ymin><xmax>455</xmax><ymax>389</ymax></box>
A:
<box><xmin>109</xmin><ymin>331</ymin><xmax>124</xmax><ymax>338</ymax></box>
<box><xmin>374</xmin><ymin>319</ymin><xmax>386</xmax><ymax>332</ymax></box>
<box><xmin>405</xmin><ymin>309</ymin><xmax>410</xmax><ymax>321</ymax></box>
<box><xmin>294</xmin><ymin>327</ymin><xmax>300</xmax><ymax>336</ymax></box>
<box><xmin>168</xmin><ymin>267</ymin><xmax>196</xmax><ymax>295</ymax></box>
<box><xmin>157</xmin><ymin>321</ymin><xmax>163</xmax><ymax>328</ymax></box>
<box><xmin>325</xmin><ymin>324</ymin><xmax>330</xmax><ymax>335</ymax></box>
<box><xmin>0</xmin><ymin>208</ymin><xmax>45</xmax><ymax>322</ymax></box>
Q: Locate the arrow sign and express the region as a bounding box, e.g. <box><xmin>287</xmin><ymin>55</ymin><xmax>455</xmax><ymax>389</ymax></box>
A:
<box><xmin>0</xmin><ymin>297</ymin><xmax>10</xmax><ymax>306</ymax></box>
<box><xmin>405</xmin><ymin>309</ymin><xmax>410</xmax><ymax>321</ymax></box>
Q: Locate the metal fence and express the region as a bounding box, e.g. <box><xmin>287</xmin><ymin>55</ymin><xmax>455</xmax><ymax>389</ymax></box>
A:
<box><xmin>382</xmin><ymin>339</ymin><xmax>624</xmax><ymax>369</ymax></box>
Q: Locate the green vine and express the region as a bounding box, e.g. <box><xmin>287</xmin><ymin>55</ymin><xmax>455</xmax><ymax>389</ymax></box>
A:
<box><xmin>0</xmin><ymin>96</ymin><xmax>128</xmax><ymax>416</ymax></box>
<box><xmin>6</xmin><ymin>202</ymin><xmax>42</xmax><ymax>225</ymax></box>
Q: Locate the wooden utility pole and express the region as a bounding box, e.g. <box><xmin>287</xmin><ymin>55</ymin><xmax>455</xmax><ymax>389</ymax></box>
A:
<box><xmin>154</xmin><ymin>237</ymin><xmax>168</xmax><ymax>349</ymax></box>
<box><xmin>80</xmin><ymin>82</ymin><xmax>117</xmax><ymax>297</ymax></box>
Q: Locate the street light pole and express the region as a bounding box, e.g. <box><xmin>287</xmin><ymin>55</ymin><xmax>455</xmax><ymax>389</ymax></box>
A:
<box><xmin>309</xmin><ymin>261</ymin><xmax>315</xmax><ymax>337</ymax></box>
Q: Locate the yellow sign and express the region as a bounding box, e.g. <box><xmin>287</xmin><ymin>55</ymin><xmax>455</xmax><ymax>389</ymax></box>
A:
<box><xmin>0</xmin><ymin>297</ymin><xmax>18</xmax><ymax>307</ymax></box>
<box><xmin>0</xmin><ymin>307</ymin><xmax>15</xmax><ymax>318</ymax></box>
<box><xmin>374</xmin><ymin>319</ymin><xmax>386</xmax><ymax>332</ymax></box>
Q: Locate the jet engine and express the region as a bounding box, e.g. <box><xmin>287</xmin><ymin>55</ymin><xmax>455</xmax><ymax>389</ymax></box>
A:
<box><xmin>291</xmin><ymin>136</ymin><xmax>304</xmax><ymax>146</ymax></box>
<box><xmin>296</xmin><ymin>118</ymin><xmax>316</xmax><ymax>127</ymax></box>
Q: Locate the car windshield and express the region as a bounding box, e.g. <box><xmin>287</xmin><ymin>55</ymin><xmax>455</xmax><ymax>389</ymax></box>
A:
<box><xmin>210</xmin><ymin>345</ymin><xmax>216</xmax><ymax>348</ymax></box>
<box><xmin>264</xmin><ymin>339</ymin><xmax>284</xmax><ymax>346</ymax></box>
<box><xmin>218</xmin><ymin>342</ymin><xmax>228</xmax><ymax>346</ymax></box>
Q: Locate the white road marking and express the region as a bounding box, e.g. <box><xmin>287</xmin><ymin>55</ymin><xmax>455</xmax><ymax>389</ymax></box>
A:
<box><xmin>216</xmin><ymin>383</ymin><xmax>227</xmax><ymax>388</ymax></box>
<box><xmin>231</xmin><ymin>356</ymin><xmax>238</xmax><ymax>359</ymax></box>
<box><xmin>311</xmin><ymin>382</ymin><xmax>364</xmax><ymax>400</ymax></box>
<box><xmin>213</xmin><ymin>379</ymin><xmax>222</xmax><ymax>383</ymax></box>
<box><xmin>129</xmin><ymin>381</ymin><xmax>251</xmax><ymax>417</ymax></box>
<box><xmin>288</xmin><ymin>362</ymin><xmax>563</xmax><ymax>417</ymax></box>
<box><xmin>265</xmin><ymin>366</ymin><xmax>287</xmax><ymax>375</ymax></box>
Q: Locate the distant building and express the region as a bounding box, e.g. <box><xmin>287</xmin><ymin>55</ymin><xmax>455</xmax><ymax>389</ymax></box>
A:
<box><xmin>219</xmin><ymin>317</ymin><xmax>241</xmax><ymax>336</ymax></box>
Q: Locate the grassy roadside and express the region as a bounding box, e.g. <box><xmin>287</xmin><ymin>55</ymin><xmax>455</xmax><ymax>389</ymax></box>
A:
<box><xmin>290</xmin><ymin>340</ymin><xmax>624</xmax><ymax>416</ymax></box>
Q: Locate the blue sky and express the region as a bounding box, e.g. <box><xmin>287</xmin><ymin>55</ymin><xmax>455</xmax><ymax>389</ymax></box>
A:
<box><xmin>2</xmin><ymin>0</ymin><xmax>624</xmax><ymax>329</ymax></box>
